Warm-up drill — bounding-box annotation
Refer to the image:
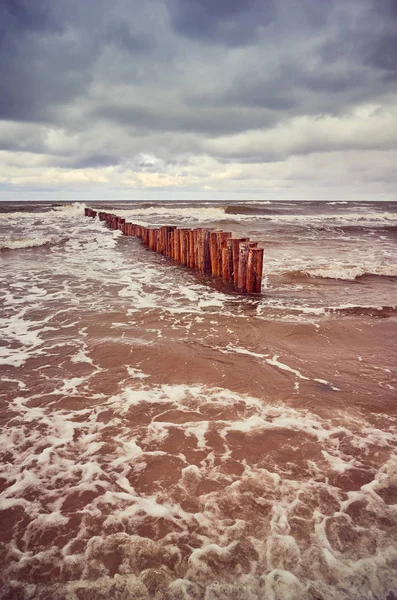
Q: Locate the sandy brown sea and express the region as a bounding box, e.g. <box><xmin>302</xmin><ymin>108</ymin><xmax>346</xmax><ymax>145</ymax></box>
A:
<box><xmin>0</xmin><ymin>200</ymin><xmax>396</xmax><ymax>600</ymax></box>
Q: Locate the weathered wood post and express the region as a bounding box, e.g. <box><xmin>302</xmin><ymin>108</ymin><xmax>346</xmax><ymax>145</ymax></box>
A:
<box><xmin>166</xmin><ymin>227</ymin><xmax>176</xmax><ymax>256</ymax></box>
<box><xmin>222</xmin><ymin>238</ymin><xmax>234</xmax><ymax>281</ymax></box>
<box><xmin>196</xmin><ymin>228</ymin><xmax>203</xmax><ymax>270</ymax></box>
<box><xmin>148</xmin><ymin>229</ymin><xmax>154</xmax><ymax>250</ymax></box>
<box><xmin>160</xmin><ymin>227</ymin><xmax>167</xmax><ymax>254</ymax></box>
<box><xmin>155</xmin><ymin>229</ymin><xmax>161</xmax><ymax>253</ymax></box>
<box><xmin>209</xmin><ymin>231</ymin><xmax>221</xmax><ymax>276</ymax></box>
<box><xmin>188</xmin><ymin>230</ymin><xmax>196</xmax><ymax>268</ymax></box>
<box><xmin>180</xmin><ymin>230</ymin><xmax>186</xmax><ymax>264</ymax></box>
<box><xmin>202</xmin><ymin>229</ymin><xmax>213</xmax><ymax>273</ymax></box>
<box><xmin>247</xmin><ymin>248</ymin><xmax>264</xmax><ymax>293</ymax></box>
<box><xmin>231</xmin><ymin>238</ymin><xmax>249</xmax><ymax>286</ymax></box>
<box><xmin>180</xmin><ymin>229</ymin><xmax>190</xmax><ymax>265</ymax></box>
<box><xmin>168</xmin><ymin>231</ymin><xmax>174</xmax><ymax>258</ymax></box>
<box><xmin>237</xmin><ymin>241</ymin><xmax>258</xmax><ymax>292</ymax></box>
<box><xmin>174</xmin><ymin>229</ymin><xmax>181</xmax><ymax>262</ymax></box>
<box><xmin>216</xmin><ymin>232</ymin><xmax>232</xmax><ymax>277</ymax></box>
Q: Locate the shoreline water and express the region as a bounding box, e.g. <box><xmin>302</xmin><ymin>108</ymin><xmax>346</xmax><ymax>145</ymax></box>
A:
<box><xmin>0</xmin><ymin>200</ymin><xmax>396</xmax><ymax>599</ymax></box>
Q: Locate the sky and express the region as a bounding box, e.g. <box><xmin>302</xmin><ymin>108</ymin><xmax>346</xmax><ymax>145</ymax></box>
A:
<box><xmin>1</xmin><ymin>0</ymin><xmax>397</xmax><ymax>201</ymax></box>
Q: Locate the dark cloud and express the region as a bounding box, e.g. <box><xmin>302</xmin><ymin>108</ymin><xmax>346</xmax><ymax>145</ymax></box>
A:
<box><xmin>95</xmin><ymin>102</ymin><xmax>278</xmax><ymax>137</ymax></box>
<box><xmin>0</xmin><ymin>0</ymin><xmax>62</xmax><ymax>35</ymax></box>
<box><xmin>0</xmin><ymin>0</ymin><xmax>154</xmax><ymax>122</ymax></box>
<box><xmin>70</xmin><ymin>154</ymin><xmax>121</xmax><ymax>170</ymax></box>
<box><xmin>0</xmin><ymin>0</ymin><xmax>396</xmax><ymax>198</ymax></box>
<box><xmin>166</xmin><ymin>0</ymin><xmax>276</xmax><ymax>46</ymax></box>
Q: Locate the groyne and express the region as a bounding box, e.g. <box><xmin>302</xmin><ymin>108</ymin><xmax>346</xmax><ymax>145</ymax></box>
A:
<box><xmin>84</xmin><ymin>208</ymin><xmax>264</xmax><ymax>293</ymax></box>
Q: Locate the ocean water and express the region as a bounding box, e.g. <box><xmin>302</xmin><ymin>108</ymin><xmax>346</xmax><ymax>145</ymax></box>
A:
<box><xmin>0</xmin><ymin>200</ymin><xmax>396</xmax><ymax>600</ymax></box>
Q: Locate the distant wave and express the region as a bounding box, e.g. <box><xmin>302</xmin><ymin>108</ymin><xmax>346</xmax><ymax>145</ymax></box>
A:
<box><xmin>106</xmin><ymin>205</ymin><xmax>228</xmax><ymax>223</ymax></box>
<box><xmin>0</xmin><ymin>236</ymin><xmax>65</xmax><ymax>251</ymax></box>
<box><xmin>224</xmin><ymin>205</ymin><xmax>281</xmax><ymax>215</ymax></box>
<box><xmin>328</xmin><ymin>304</ymin><xmax>397</xmax><ymax>318</ymax></box>
<box><xmin>52</xmin><ymin>202</ymin><xmax>86</xmax><ymax>216</ymax></box>
<box><xmin>316</xmin><ymin>224</ymin><xmax>397</xmax><ymax>236</ymax></box>
<box><xmin>284</xmin><ymin>265</ymin><xmax>397</xmax><ymax>281</ymax></box>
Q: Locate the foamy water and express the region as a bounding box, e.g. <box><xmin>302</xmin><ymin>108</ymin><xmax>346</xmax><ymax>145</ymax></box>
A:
<box><xmin>0</xmin><ymin>200</ymin><xmax>396</xmax><ymax>599</ymax></box>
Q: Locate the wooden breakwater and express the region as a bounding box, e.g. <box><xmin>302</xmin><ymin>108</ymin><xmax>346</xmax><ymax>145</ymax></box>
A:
<box><xmin>84</xmin><ymin>207</ymin><xmax>264</xmax><ymax>293</ymax></box>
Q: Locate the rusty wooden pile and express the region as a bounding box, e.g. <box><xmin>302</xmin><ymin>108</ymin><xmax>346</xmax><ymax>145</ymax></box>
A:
<box><xmin>84</xmin><ymin>207</ymin><xmax>263</xmax><ymax>293</ymax></box>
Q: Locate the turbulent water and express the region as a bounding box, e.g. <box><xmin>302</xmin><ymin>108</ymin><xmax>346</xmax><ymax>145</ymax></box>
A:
<box><xmin>0</xmin><ymin>199</ymin><xmax>396</xmax><ymax>600</ymax></box>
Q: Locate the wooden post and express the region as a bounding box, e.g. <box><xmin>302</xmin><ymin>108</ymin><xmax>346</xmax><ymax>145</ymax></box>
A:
<box><xmin>237</xmin><ymin>242</ymin><xmax>258</xmax><ymax>292</ymax></box>
<box><xmin>202</xmin><ymin>229</ymin><xmax>212</xmax><ymax>273</ymax></box>
<box><xmin>180</xmin><ymin>229</ymin><xmax>190</xmax><ymax>265</ymax></box>
<box><xmin>160</xmin><ymin>227</ymin><xmax>167</xmax><ymax>254</ymax></box>
<box><xmin>247</xmin><ymin>248</ymin><xmax>264</xmax><ymax>293</ymax></box>
<box><xmin>165</xmin><ymin>227</ymin><xmax>176</xmax><ymax>256</ymax></box>
<box><xmin>231</xmin><ymin>238</ymin><xmax>249</xmax><ymax>286</ymax></box>
<box><xmin>209</xmin><ymin>231</ymin><xmax>221</xmax><ymax>276</ymax></box>
<box><xmin>188</xmin><ymin>230</ymin><xmax>196</xmax><ymax>268</ymax></box>
<box><xmin>155</xmin><ymin>229</ymin><xmax>161</xmax><ymax>253</ymax></box>
<box><xmin>216</xmin><ymin>232</ymin><xmax>231</xmax><ymax>276</ymax></box>
<box><xmin>174</xmin><ymin>229</ymin><xmax>181</xmax><ymax>262</ymax></box>
<box><xmin>221</xmin><ymin>247</ymin><xmax>229</xmax><ymax>280</ymax></box>
<box><xmin>196</xmin><ymin>228</ymin><xmax>203</xmax><ymax>271</ymax></box>
<box><xmin>168</xmin><ymin>231</ymin><xmax>174</xmax><ymax>258</ymax></box>
<box><xmin>148</xmin><ymin>229</ymin><xmax>154</xmax><ymax>250</ymax></box>
<box><xmin>222</xmin><ymin>238</ymin><xmax>234</xmax><ymax>281</ymax></box>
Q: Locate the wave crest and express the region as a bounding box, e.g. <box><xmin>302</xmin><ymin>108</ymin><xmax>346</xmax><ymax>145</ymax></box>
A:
<box><xmin>285</xmin><ymin>265</ymin><xmax>397</xmax><ymax>281</ymax></box>
<box><xmin>0</xmin><ymin>236</ymin><xmax>65</xmax><ymax>251</ymax></box>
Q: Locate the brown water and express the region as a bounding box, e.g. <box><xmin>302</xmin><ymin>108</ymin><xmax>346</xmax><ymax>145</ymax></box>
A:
<box><xmin>0</xmin><ymin>200</ymin><xmax>396</xmax><ymax>599</ymax></box>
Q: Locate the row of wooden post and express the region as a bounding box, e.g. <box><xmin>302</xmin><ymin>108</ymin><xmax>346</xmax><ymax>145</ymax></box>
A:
<box><xmin>84</xmin><ymin>207</ymin><xmax>264</xmax><ymax>293</ymax></box>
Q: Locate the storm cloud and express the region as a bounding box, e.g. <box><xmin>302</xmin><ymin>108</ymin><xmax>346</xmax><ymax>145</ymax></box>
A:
<box><xmin>0</xmin><ymin>0</ymin><xmax>396</xmax><ymax>200</ymax></box>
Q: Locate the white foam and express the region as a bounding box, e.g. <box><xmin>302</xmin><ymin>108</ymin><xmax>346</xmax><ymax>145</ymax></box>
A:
<box><xmin>304</xmin><ymin>264</ymin><xmax>397</xmax><ymax>280</ymax></box>
<box><xmin>106</xmin><ymin>205</ymin><xmax>229</xmax><ymax>224</ymax></box>
<box><xmin>71</xmin><ymin>349</ymin><xmax>94</xmax><ymax>365</ymax></box>
<box><xmin>0</xmin><ymin>236</ymin><xmax>63</xmax><ymax>250</ymax></box>
<box><xmin>1</xmin><ymin>380</ymin><xmax>397</xmax><ymax>597</ymax></box>
<box><xmin>53</xmin><ymin>202</ymin><xmax>86</xmax><ymax>217</ymax></box>
<box><xmin>126</xmin><ymin>366</ymin><xmax>150</xmax><ymax>379</ymax></box>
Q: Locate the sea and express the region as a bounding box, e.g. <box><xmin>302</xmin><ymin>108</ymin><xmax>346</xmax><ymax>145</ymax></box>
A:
<box><xmin>0</xmin><ymin>199</ymin><xmax>396</xmax><ymax>600</ymax></box>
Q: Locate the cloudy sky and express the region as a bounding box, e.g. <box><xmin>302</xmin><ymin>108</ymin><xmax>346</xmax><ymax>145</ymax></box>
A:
<box><xmin>1</xmin><ymin>0</ymin><xmax>397</xmax><ymax>201</ymax></box>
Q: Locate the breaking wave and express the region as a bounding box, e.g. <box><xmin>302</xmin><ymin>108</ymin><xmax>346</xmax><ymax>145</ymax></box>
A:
<box><xmin>327</xmin><ymin>304</ymin><xmax>397</xmax><ymax>318</ymax></box>
<box><xmin>285</xmin><ymin>265</ymin><xmax>397</xmax><ymax>281</ymax></box>
<box><xmin>224</xmin><ymin>205</ymin><xmax>281</xmax><ymax>215</ymax></box>
<box><xmin>0</xmin><ymin>236</ymin><xmax>66</xmax><ymax>251</ymax></box>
